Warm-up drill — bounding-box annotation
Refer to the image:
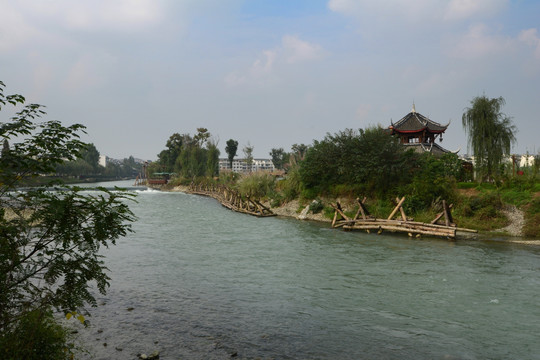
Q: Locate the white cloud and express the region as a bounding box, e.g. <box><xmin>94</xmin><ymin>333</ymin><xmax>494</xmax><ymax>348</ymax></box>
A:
<box><xmin>225</xmin><ymin>50</ymin><xmax>277</xmax><ymax>87</ymax></box>
<box><xmin>444</xmin><ymin>0</ymin><xmax>508</xmax><ymax>21</ymax></box>
<box><xmin>447</xmin><ymin>24</ymin><xmax>511</xmax><ymax>59</ymax></box>
<box><xmin>9</xmin><ymin>0</ymin><xmax>165</xmax><ymax>33</ymax></box>
<box><xmin>519</xmin><ymin>28</ymin><xmax>540</xmax><ymax>59</ymax></box>
<box><xmin>225</xmin><ymin>36</ymin><xmax>323</xmax><ymax>87</ymax></box>
<box><xmin>282</xmin><ymin>35</ymin><xmax>323</xmax><ymax>64</ymax></box>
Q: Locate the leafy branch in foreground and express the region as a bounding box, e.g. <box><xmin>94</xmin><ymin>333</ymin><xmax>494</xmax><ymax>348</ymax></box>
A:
<box><xmin>0</xmin><ymin>81</ymin><xmax>136</xmax><ymax>358</ymax></box>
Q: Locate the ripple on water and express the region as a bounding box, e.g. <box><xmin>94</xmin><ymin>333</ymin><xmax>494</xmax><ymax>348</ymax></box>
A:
<box><xmin>74</xmin><ymin>184</ymin><xmax>540</xmax><ymax>360</ymax></box>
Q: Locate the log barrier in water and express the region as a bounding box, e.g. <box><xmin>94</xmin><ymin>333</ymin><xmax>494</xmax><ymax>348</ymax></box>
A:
<box><xmin>331</xmin><ymin>197</ymin><xmax>477</xmax><ymax>240</ymax></box>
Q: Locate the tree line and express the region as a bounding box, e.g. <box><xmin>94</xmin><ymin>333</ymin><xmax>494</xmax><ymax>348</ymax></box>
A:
<box><xmin>54</xmin><ymin>142</ymin><xmax>143</xmax><ymax>179</ymax></box>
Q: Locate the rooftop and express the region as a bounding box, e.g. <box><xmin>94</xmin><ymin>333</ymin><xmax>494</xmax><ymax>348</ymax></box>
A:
<box><xmin>389</xmin><ymin>104</ymin><xmax>448</xmax><ymax>134</ymax></box>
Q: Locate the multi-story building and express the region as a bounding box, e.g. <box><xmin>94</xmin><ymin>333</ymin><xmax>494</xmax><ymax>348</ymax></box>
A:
<box><xmin>219</xmin><ymin>158</ymin><xmax>275</xmax><ymax>173</ymax></box>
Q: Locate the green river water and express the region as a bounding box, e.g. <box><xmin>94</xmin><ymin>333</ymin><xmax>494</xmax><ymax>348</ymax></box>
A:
<box><xmin>75</xmin><ymin>181</ymin><xmax>540</xmax><ymax>359</ymax></box>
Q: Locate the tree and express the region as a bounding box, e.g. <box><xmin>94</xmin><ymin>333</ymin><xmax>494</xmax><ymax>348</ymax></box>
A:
<box><xmin>243</xmin><ymin>143</ymin><xmax>254</xmax><ymax>173</ymax></box>
<box><xmin>270</xmin><ymin>147</ymin><xmax>288</xmax><ymax>170</ymax></box>
<box><xmin>225</xmin><ymin>139</ymin><xmax>239</xmax><ymax>169</ymax></box>
<box><xmin>0</xmin><ymin>81</ymin><xmax>135</xmax><ymax>358</ymax></box>
<box><xmin>80</xmin><ymin>143</ymin><xmax>100</xmax><ymax>172</ymax></box>
<box><xmin>206</xmin><ymin>140</ymin><xmax>220</xmax><ymax>177</ymax></box>
<box><xmin>462</xmin><ymin>95</ymin><xmax>517</xmax><ymax>181</ymax></box>
<box><xmin>158</xmin><ymin>133</ymin><xmax>184</xmax><ymax>172</ymax></box>
<box><xmin>194</xmin><ymin>127</ymin><xmax>210</xmax><ymax>146</ymax></box>
<box><xmin>299</xmin><ymin>127</ymin><xmax>415</xmax><ymax>195</ymax></box>
<box><xmin>291</xmin><ymin>143</ymin><xmax>308</xmax><ymax>160</ymax></box>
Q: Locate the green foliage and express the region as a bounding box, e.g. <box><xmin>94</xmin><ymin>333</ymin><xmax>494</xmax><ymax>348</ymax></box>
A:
<box><xmin>157</xmin><ymin>130</ymin><xmax>220</xmax><ymax>180</ymax></box>
<box><xmin>0</xmin><ymin>81</ymin><xmax>136</xmax><ymax>355</ymax></box>
<box><xmin>453</xmin><ymin>191</ymin><xmax>507</xmax><ymax>229</ymax></box>
<box><xmin>206</xmin><ymin>140</ymin><xmax>220</xmax><ymax>178</ymax></box>
<box><xmin>80</xmin><ymin>143</ymin><xmax>100</xmax><ymax>171</ymax></box>
<box><xmin>218</xmin><ymin>170</ymin><xmax>240</xmax><ymax>186</ymax></box>
<box><xmin>270</xmin><ymin>147</ymin><xmax>288</xmax><ymax>170</ymax></box>
<box><xmin>158</xmin><ymin>133</ymin><xmax>184</xmax><ymax>172</ymax></box>
<box><xmin>290</xmin><ymin>143</ymin><xmax>308</xmax><ymax>163</ymax></box>
<box><xmin>225</xmin><ymin>139</ymin><xmax>239</xmax><ymax>168</ymax></box>
<box><xmin>308</xmin><ymin>199</ymin><xmax>324</xmax><ymax>214</ymax></box>
<box><xmin>457</xmin><ymin>182</ymin><xmax>477</xmax><ymax>189</ymax></box>
<box><xmin>237</xmin><ymin>172</ymin><xmax>275</xmax><ymax>199</ymax></box>
<box><xmin>500</xmin><ymin>189</ymin><xmax>532</xmax><ymax>207</ymax></box>
<box><xmin>278</xmin><ymin>165</ymin><xmax>303</xmax><ymax>201</ymax></box>
<box><xmin>523</xmin><ymin>197</ymin><xmax>540</xmax><ymax>237</ymax></box>
<box><xmin>194</xmin><ymin>127</ymin><xmax>210</xmax><ymax>146</ymax></box>
<box><xmin>401</xmin><ymin>153</ymin><xmax>458</xmax><ymax>213</ymax></box>
<box><xmin>462</xmin><ymin>95</ymin><xmax>517</xmax><ymax>181</ymax></box>
<box><xmin>243</xmin><ymin>143</ymin><xmax>254</xmax><ymax>172</ymax></box>
<box><xmin>299</xmin><ymin>127</ymin><xmax>416</xmax><ymax>196</ymax></box>
<box><xmin>0</xmin><ymin>309</ymin><xmax>72</xmax><ymax>360</ymax></box>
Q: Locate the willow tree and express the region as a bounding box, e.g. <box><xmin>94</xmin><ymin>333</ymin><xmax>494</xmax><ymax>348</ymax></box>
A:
<box><xmin>462</xmin><ymin>96</ymin><xmax>516</xmax><ymax>181</ymax></box>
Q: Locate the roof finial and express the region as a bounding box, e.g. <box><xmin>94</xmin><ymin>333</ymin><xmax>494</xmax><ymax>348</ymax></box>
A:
<box><xmin>412</xmin><ymin>101</ymin><xmax>416</xmax><ymax>113</ymax></box>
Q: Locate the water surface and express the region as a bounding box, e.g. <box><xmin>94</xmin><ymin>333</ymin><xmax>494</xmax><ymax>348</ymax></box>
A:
<box><xmin>76</xmin><ymin>181</ymin><xmax>540</xmax><ymax>359</ymax></box>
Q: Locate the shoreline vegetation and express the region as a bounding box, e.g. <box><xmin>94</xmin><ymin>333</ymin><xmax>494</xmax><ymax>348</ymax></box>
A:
<box><xmin>147</xmin><ymin>123</ymin><xmax>539</xmax><ymax>245</ymax></box>
<box><xmin>157</xmin><ymin>182</ymin><xmax>540</xmax><ymax>246</ymax></box>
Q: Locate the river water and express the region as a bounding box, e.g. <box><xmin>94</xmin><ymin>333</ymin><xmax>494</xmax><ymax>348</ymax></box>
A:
<box><xmin>74</xmin><ymin>181</ymin><xmax>540</xmax><ymax>360</ymax></box>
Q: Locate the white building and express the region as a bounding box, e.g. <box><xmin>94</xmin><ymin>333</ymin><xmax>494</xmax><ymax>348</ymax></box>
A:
<box><xmin>99</xmin><ymin>155</ymin><xmax>109</xmax><ymax>167</ymax></box>
<box><xmin>219</xmin><ymin>158</ymin><xmax>275</xmax><ymax>173</ymax></box>
<box><xmin>519</xmin><ymin>154</ymin><xmax>536</xmax><ymax>168</ymax></box>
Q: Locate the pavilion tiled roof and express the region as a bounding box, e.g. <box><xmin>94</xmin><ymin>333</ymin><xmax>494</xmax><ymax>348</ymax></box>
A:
<box><xmin>390</xmin><ymin>108</ymin><xmax>448</xmax><ymax>134</ymax></box>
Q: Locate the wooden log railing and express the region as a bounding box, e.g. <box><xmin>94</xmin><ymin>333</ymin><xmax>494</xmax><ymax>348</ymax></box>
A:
<box><xmin>187</xmin><ymin>182</ymin><xmax>275</xmax><ymax>217</ymax></box>
<box><xmin>331</xmin><ymin>196</ymin><xmax>477</xmax><ymax>240</ymax></box>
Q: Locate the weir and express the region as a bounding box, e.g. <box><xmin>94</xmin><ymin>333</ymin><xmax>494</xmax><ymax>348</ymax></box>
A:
<box><xmin>331</xmin><ymin>197</ymin><xmax>477</xmax><ymax>240</ymax></box>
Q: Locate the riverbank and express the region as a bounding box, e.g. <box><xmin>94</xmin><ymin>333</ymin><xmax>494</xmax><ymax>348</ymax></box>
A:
<box><xmin>167</xmin><ymin>185</ymin><xmax>540</xmax><ymax>245</ymax></box>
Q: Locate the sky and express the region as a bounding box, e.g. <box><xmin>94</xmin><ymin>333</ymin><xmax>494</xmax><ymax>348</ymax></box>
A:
<box><xmin>1</xmin><ymin>0</ymin><xmax>539</xmax><ymax>160</ymax></box>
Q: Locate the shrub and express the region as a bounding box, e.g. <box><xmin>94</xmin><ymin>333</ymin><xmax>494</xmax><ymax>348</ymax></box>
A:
<box><xmin>0</xmin><ymin>309</ymin><xmax>72</xmax><ymax>360</ymax></box>
<box><xmin>457</xmin><ymin>182</ymin><xmax>477</xmax><ymax>189</ymax></box>
<box><xmin>278</xmin><ymin>166</ymin><xmax>302</xmax><ymax>201</ymax></box>
<box><xmin>237</xmin><ymin>172</ymin><xmax>275</xmax><ymax>199</ymax></box>
<box><xmin>523</xmin><ymin>197</ymin><xmax>540</xmax><ymax>237</ymax></box>
<box><xmin>309</xmin><ymin>199</ymin><xmax>324</xmax><ymax>214</ymax></box>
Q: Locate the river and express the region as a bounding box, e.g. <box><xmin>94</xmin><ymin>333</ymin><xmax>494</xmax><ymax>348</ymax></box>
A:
<box><xmin>73</xmin><ymin>180</ymin><xmax>540</xmax><ymax>359</ymax></box>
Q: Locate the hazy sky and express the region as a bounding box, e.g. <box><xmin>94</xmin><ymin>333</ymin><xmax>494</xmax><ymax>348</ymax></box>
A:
<box><xmin>1</xmin><ymin>0</ymin><xmax>539</xmax><ymax>160</ymax></box>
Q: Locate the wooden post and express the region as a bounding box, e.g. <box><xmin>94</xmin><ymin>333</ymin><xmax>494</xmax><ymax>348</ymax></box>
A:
<box><xmin>354</xmin><ymin>197</ymin><xmax>369</xmax><ymax>220</ymax></box>
<box><xmin>387</xmin><ymin>197</ymin><xmax>406</xmax><ymax>220</ymax></box>
<box><xmin>331</xmin><ymin>202</ymin><xmax>350</xmax><ymax>221</ymax></box>
<box><xmin>396</xmin><ymin>197</ymin><xmax>408</xmax><ymax>222</ymax></box>
<box><xmin>443</xmin><ymin>200</ymin><xmax>454</xmax><ymax>226</ymax></box>
<box><xmin>431</xmin><ymin>203</ymin><xmax>453</xmax><ymax>224</ymax></box>
<box><xmin>332</xmin><ymin>210</ymin><xmax>338</xmax><ymax>227</ymax></box>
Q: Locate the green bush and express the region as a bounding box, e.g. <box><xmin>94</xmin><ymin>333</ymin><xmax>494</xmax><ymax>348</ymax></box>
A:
<box><xmin>300</xmin><ymin>187</ymin><xmax>319</xmax><ymax>200</ymax></box>
<box><xmin>469</xmin><ymin>192</ymin><xmax>502</xmax><ymax>211</ymax></box>
<box><xmin>309</xmin><ymin>199</ymin><xmax>324</xmax><ymax>214</ymax></box>
<box><xmin>457</xmin><ymin>182</ymin><xmax>477</xmax><ymax>189</ymax></box>
<box><xmin>278</xmin><ymin>167</ymin><xmax>302</xmax><ymax>201</ymax></box>
<box><xmin>500</xmin><ymin>189</ymin><xmax>532</xmax><ymax>207</ymax></box>
<box><xmin>237</xmin><ymin>172</ymin><xmax>275</xmax><ymax>199</ymax></box>
<box><xmin>523</xmin><ymin>197</ymin><xmax>540</xmax><ymax>237</ymax></box>
<box><xmin>0</xmin><ymin>309</ymin><xmax>72</xmax><ymax>360</ymax></box>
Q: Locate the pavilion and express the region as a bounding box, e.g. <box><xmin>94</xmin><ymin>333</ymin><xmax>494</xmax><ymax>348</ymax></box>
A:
<box><xmin>388</xmin><ymin>104</ymin><xmax>455</xmax><ymax>156</ymax></box>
